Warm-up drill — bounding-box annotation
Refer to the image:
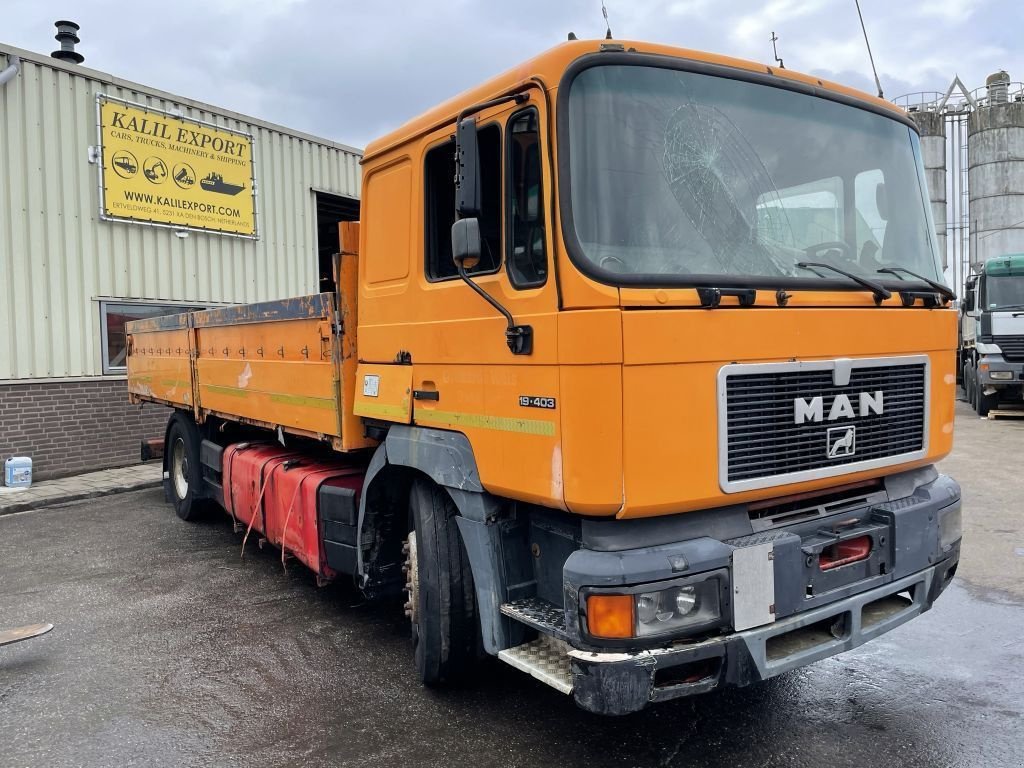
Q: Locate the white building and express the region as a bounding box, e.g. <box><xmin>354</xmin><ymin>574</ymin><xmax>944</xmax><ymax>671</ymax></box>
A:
<box><xmin>0</xmin><ymin>34</ymin><xmax>361</xmax><ymax>479</ymax></box>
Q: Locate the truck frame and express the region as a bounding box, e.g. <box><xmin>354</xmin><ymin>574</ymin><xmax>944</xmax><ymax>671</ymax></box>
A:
<box><xmin>128</xmin><ymin>39</ymin><xmax>962</xmax><ymax>715</ymax></box>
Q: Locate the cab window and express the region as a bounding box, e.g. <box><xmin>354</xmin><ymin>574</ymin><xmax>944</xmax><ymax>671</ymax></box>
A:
<box><xmin>506</xmin><ymin>109</ymin><xmax>547</xmax><ymax>288</ymax></box>
<box><xmin>424</xmin><ymin>125</ymin><xmax>501</xmax><ymax>281</ymax></box>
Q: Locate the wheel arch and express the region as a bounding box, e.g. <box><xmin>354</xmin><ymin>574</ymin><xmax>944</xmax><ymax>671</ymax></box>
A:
<box><xmin>356</xmin><ymin>425</ymin><xmax>521</xmax><ymax>653</ymax></box>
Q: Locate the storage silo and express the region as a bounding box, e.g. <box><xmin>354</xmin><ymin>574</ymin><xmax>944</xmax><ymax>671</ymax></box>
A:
<box><xmin>968</xmin><ymin>71</ymin><xmax>1024</xmax><ymax>268</ymax></box>
<box><xmin>910</xmin><ymin>111</ymin><xmax>948</xmax><ymax>269</ymax></box>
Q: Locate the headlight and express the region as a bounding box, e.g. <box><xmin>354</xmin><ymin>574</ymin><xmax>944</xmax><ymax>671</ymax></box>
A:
<box><xmin>634</xmin><ymin>582</ymin><xmax>720</xmax><ymax>637</ymax></box>
<box><xmin>585</xmin><ymin>573</ymin><xmax>725</xmax><ymax>641</ymax></box>
<box><xmin>990</xmin><ymin>371</ymin><xmax>1014</xmax><ymax>380</ymax></box>
<box><xmin>976</xmin><ymin>342</ymin><xmax>1002</xmax><ymax>355</ymax></box>
<box><xmin>939</xmin><ymin>502</ymin><xmax>962</xmax><ymax>551</ymax></box>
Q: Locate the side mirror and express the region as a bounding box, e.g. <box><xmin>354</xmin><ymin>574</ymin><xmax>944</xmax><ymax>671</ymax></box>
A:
<box><xmin>963</xmin><ymin>284</ymin><xmax>975</xmax><ymax>312</ymax></box>
<box><xmin>455</xmin><ymin>117</ymin><xmax>480</xmax><ymax>217</ymax></box>
<box><xmin>451</xmin><ymin>217</ymin><xmax>481</xmax><ymax>271</ymax></box>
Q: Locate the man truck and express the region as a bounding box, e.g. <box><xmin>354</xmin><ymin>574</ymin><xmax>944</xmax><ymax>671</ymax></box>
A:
<box><xmin>126</xmin><ymin>39</ymin><xmax>962</xmax><ymax>715</ymax></box>
<box><xmin>961</xmin><ymin>253</ymin><xmax>1024</xmax><ymax>416</ymax></box>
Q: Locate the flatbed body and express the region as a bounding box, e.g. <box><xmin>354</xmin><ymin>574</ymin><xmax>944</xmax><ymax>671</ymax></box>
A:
<box><xmin>128</xmin><ymin>232</ymin><xmax>369</xmax><ymax>453</ymax></box>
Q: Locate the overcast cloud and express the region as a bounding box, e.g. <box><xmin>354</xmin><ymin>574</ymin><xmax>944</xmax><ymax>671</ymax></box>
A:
<box><xmin>4</xmin><ymin>0</ymin><xmax>1023</xmax><ymax>147</ymax></box>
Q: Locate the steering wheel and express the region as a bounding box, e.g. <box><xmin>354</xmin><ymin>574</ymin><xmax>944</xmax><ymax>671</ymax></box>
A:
<box><xmin>804</xmin><ymin>241</ymin><xmax>855</xmax><ymax>260</ymax></box>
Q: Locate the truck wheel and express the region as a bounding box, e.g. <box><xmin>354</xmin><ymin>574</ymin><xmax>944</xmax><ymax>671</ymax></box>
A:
<box><xmin>976</xmin><ymin>380</ymin><xmax>998</xmax><ymax>417</ymax></box>
<box><xmin>405</xmin><ymin>478</ymin><xmax>478</xmax><ymax>685</ymax></box>
<box><xmin>166</xmin><ymin>414</ymin><xmax>207</xmax><ymax>521</ymax></box>
<box><xmin>964</xmin><ymin>364</ymin><xmax>976</xmax><ymax>407</ymax></box>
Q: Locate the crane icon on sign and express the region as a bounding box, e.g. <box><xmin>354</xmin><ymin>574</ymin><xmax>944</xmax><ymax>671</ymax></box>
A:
<box><xmin>143</xmin><ymin>157</ymin><xmax>168</xmax><ymax>184</ymax></box>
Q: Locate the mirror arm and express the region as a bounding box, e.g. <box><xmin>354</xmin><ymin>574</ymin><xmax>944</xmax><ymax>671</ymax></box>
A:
<box><xmin>456</xmin><ymin>264</ymin><xmax>533</xmax><ymax>355</ymax></box>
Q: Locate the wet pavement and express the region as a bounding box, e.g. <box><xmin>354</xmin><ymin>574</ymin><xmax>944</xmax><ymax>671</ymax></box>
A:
<box><xmin>2</xmin><ymin>404</ymin><xmax>1023</xmax><ymax>767</ymax></box>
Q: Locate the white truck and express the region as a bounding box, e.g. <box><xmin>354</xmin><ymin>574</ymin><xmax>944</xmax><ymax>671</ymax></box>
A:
<box><xmin>961</xmin><ymin>253</ymin><xmax>1024</xmax><ymax>415</ymax></box>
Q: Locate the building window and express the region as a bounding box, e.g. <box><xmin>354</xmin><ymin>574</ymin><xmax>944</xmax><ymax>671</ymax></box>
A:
<box><xmin>99</xmin><ymin>301</ymin><xmax>204</xmax><ymax>374</ymax></box>
<box><xmin>424</xmin><ymin>124</ymin><xmax>502</xmax><ymax>281</ymax></box>
<box><xmin>506</xmin><ymin>108</ymin><xmax>547</xmax><ymax>288</ymax></box>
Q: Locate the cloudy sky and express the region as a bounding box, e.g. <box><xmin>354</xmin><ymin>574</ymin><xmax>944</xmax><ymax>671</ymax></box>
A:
<box><xmin>5</xmin><ymin>1</ymin><xmax>1023</xmax><ymax>147</ymax></box>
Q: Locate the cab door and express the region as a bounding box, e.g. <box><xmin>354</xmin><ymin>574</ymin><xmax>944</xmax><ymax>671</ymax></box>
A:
<box><xmin>407</xmin><ymin>97</ymin><xmax>564</xmax><ymax>508</ymax></box>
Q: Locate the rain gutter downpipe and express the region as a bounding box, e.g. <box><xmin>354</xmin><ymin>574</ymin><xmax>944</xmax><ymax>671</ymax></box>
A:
<box><xmin>0</xmin><ymin>54</ymin><xmax>21</xmax><ymax>88</ymax></box>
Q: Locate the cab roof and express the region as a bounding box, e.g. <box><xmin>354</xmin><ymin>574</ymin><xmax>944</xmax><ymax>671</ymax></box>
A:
<box><xmin>362</xmin><ymin>38</ymin><xmax>909</xmax><ymax>162</ymax></box>
<box><xmin>982</xmin><ymin>253</ymin><xmax>1024</xmax><ymax>276</ymax></box>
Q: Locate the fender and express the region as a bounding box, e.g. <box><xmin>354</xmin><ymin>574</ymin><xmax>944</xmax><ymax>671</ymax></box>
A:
<box><xmin>355</xmin><ymin>425</ymin><xmax>522</xmax><ymax>653</ymax></box>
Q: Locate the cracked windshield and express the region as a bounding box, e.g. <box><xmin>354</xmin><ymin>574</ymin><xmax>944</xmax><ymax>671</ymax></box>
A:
<box><xmin>567</xmin><ymin>64</ymin><xmax>942</xmax><ymax>284</ymax></box>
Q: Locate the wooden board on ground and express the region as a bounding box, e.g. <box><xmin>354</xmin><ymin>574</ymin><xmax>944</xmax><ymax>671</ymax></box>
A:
<box><xmin>0</xmin><ymin>622</ymin><xmax>53</xmax><ymax>647</ymax></box>
<box><xmin>987</xmin><ymin>409</ymin><xmax>1024</xmax><ymax>420</ymax></box>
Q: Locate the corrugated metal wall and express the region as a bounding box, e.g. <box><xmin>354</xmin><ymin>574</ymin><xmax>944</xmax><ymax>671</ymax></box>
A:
<box><xmin>0</xmin><ymin>45</ymin><xmax>361</xmax><ymax>380</ymax></box>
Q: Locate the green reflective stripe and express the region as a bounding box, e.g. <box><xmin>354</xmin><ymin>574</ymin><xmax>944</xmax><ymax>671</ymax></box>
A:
<box><xmin>356</xmin><ymin>401</ymin><xmax>410</xmax><ymax>419</ymax></box>
<box><xmin>269</xmin><ymin>392</ymin><xmax>336</xmax><ymax>410</ymax></box>
<box><xmin>203</xmin><ymin>385</ymin><xmax>335</xmax><ymax>410</ymax></box>
<box><xmin>159</xmin><ymin>379</ymin><xmax>188</xmax><ymax>388</ymax></box>
<box><xmin>203</xmin><ymin>384</ymin><xmax>248</xmax><ymax>398</ymax></box>
<box><xmin>418</xmin><ymin>409</ymin><xmax>555</xmax><ymax>437</ymax></box>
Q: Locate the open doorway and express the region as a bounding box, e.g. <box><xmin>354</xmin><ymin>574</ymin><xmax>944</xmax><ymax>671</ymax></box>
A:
<box><xmin>315</xmin><ymin>190</ymin><xmax>360</xmax><ymax>293</ymax></box>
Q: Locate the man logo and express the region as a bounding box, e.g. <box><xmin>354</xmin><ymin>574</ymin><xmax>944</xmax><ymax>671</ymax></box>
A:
<box><xmin>793</xmin><ymin>391</ymin><xmax>884</xmax><ymax>424</ymax></box>
<box><xmin>827</xmin><ymin>426</ymin><xmax>856</xmax><ymax>458</ymax></box>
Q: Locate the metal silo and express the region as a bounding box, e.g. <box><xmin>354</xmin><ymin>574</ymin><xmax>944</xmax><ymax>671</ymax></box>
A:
<box><xmin>968</xmin><ymin>71</ymin><xmax>1024</xmax><ymax>268</ymax></box>
<box><xmin>910</xmin><ymin>111</ymin><xmax>948</xmax><ymax>269</ymax></box>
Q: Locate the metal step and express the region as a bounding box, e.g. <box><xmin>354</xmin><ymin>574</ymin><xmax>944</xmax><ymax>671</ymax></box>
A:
<box><xmin>497</xmin><ymin>635</ymin><xmax>573</xmax><ymax>695</ymax></box>
<box><xmin>500</xmin><ymin>597</ymin><xmax>570</xmax><ymax>641</ymax></box>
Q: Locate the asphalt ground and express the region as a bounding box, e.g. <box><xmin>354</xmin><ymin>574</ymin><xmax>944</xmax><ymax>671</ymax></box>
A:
<box><xmin>1</xmin><ymin>400</ymin><xmax>1022</xmax><ymax>768</ymax></box>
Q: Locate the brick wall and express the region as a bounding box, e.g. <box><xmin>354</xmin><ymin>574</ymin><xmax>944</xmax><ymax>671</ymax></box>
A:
<box><xmin>0</xmin><ymin>379</ymin><xmax>170</xmax><ymax>481</ymax></box>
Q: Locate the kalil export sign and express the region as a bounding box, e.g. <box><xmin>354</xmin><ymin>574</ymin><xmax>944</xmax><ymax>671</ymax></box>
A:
<box><xmin>97</xmin><ymin>95</ymin><xmax>257</xmax><ymax>237</ymax></box>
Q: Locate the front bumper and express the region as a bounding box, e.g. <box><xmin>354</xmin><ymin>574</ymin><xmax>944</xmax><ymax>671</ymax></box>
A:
<box><xmin>558</xmin><ymin>469</ymin><xmax>961</xmax><ymax>715</ymax></box>
<box><xmin>978</xmin><ymin>355</ymin><xmax>1024</xmax><ymax>386</ymax></box>
<box><xmin>570</xmin><ymin>548</ymin><xmax>958</xmax><ymax>715</ymax></box>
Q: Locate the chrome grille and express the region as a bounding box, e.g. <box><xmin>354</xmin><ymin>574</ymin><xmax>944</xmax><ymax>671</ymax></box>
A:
<box><xmin>720</xmin><ymin>358</ymin><xmax>928</xmax><ymax>492</ymax></box>
<box><xmin>994</xmin><ymin>335</ymin><xmax>1024</xmax><ymax>362</ymax></box>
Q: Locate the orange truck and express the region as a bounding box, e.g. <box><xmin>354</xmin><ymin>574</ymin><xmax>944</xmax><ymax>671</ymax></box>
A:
<box><xmin>127</xmin><ymin>39</ymin><xmax>962</xmax><ymax>715</ymax></box>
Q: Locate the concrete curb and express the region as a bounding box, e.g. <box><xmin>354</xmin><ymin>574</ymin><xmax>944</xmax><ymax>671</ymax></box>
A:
<box><xmin>0</xmin><ymin>480</ymin><xmax>162</xmax><ymax>517</ymax></box>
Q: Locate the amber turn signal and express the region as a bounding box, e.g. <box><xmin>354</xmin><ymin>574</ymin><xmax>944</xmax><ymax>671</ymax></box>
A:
<box><xmin>586</xmin><ymin>594</ymin><xmax>635</xmax><ymax>639</ymax></box>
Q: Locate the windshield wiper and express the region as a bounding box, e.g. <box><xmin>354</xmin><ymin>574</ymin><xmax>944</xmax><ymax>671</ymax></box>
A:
<box><xmin>877</xmin><ymin>266</ymin><xmax>956</xmax><ymax>302</ymax></box>
<box><xmin>796</xmin><ymin>261</ymin><xmax>892</xmax><ymax>304</ymax></box>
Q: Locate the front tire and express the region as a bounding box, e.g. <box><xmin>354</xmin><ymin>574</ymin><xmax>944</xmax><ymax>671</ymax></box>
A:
<box><xmin>166</xmin><ymin>414</ymin><xmax>207</xmax><ymax>521</ymax></box>
<box><xmin>405</xmin><ymin>478</ymin><xmax>479</xmax><ymax>685</ymax></box>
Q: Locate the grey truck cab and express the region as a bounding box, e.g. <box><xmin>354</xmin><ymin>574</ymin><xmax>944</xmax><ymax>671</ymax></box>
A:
<box><xmin>962</xmin><ymin>253</ymin><xmax>1024</xmax><ymax>416</ymax></box>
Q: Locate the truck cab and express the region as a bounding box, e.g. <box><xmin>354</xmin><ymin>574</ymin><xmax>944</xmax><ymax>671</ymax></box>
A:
<box><xmin>129</xmin><ymin>39</ymin><xmax>962</xmax><ymax>715</ymax></box>
<box><xmin>961</xmin><ymin>253</ymin><xmax>1024</xmax><ymax>415</ymax></box>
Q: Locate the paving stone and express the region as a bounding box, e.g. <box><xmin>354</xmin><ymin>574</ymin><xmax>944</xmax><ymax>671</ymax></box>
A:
<box><xmin>0</xmin><ymin>463</ymin><xmax>162</xmax><ymax>515</ymax></box>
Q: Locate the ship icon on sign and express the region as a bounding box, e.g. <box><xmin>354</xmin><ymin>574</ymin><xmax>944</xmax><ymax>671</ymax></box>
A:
<box><xmin>200</xmin><ymin>172</ymin><xmax>246</xmax><ymax>196</ymax></box>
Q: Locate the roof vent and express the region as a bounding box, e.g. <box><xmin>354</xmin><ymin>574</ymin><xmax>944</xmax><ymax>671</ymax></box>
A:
<box><xmin>51</xmin><ymin>20</ymin><xmax>84</xmax><ymax>64</ymax></box>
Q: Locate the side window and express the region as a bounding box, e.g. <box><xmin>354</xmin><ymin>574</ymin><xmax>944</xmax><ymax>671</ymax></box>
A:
<box><xmin>100</xmin><ymin>301</ymin><xmax>205</xmax><ymax>374</ymax></box>
<box><xmin>506</xmin><ymin>109</ymin><xmax>547</xmax><ymax>287</ymax></box>
<box><xmin>424</xmin><ymin>125</ymin><xmax>501</xmax><ymax>281</ymax></box>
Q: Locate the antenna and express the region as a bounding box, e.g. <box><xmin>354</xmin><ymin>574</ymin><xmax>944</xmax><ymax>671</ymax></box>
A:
<box><xmin>854</xmin><ymin>0</ymin><xmax>884</xmax><ymax>98</ymax></box>
<box><xmin>770</xmin><ymin>31</ymin><xmax>785</xmax><ymax>69</ymax></box>
<box><xmin>601</xmin><ymin>1</ymin><xmax>613</xmax><ymax>39</ymax></box>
